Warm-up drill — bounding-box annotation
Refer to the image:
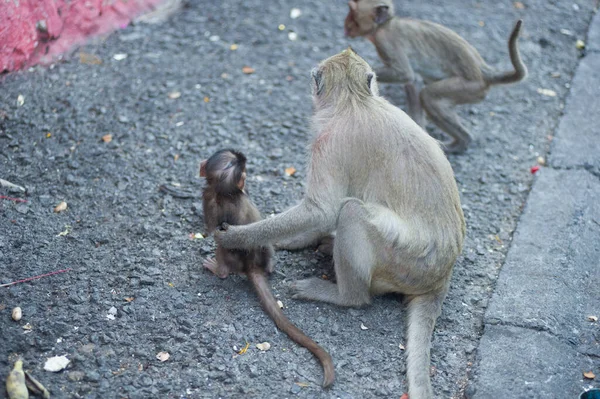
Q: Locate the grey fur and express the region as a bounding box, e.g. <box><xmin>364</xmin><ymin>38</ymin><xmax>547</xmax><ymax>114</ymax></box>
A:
<box><xmin>344</xmin><ymin>0</ymin><xmax>527</xmax><ymax>153</ymax></box>
<box><xmin>216</xmin><ymin>49</ymin><xmax>465</xmax><ymax>399</ymax></box>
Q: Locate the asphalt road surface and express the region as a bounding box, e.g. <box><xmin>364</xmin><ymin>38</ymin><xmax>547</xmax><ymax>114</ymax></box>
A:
<box><xmin>1</xmin><ymin>0</ymin><xmax>597</xmax><ymax>398</ymax></box>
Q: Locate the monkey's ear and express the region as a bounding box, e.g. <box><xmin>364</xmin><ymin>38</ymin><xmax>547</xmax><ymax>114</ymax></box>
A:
<box><xmin>348</xmin><ymin>1</ymin><xmax>358</xmax><ymax>11</ymax></box>
<box><xmin>237</xmin><ymin>172</ymin><xmax>246</xmax><ymax>190</ymax></box>
<box><xmin>367</xmin><ymin>72</ymin><xmax>374</xmax><ymax>90</ymax></box>
<box><xmin>199</xmin><ymin>160</ymin><xmax>208</xmax><ymax>177</ymax></box>
<box><xmin>312</xmin><ymin>68</ymin><xmax>324</xmax><ymax>96</ymax></box>
<box><xmin>374</xmin><ymin>5</ymin><xmax>390</xmax><ymax>24</ymax></box>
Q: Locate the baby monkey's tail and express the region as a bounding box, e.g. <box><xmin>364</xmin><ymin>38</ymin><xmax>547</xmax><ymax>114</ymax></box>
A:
<box><xmin>248</xmin><ymin>270</ymin><xmax>335</xmax><ymax>388</ymax></box>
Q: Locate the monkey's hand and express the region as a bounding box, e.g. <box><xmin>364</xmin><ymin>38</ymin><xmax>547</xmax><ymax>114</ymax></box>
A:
<box><xmin>214</xmin><ymin>224</ymin><xmax>250</xmax><ymax>249</ymax></box>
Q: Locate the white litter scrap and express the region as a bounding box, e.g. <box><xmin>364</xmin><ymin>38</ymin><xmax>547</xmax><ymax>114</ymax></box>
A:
<box><xmin>44</xmin><ymin>355</ymin><xmax>70</xmax><ymax>372</ymax></box>
<box><xmin>290</xmin><ymin>8</ymin><xmax>302</xmax><ymax>19</ymax></box>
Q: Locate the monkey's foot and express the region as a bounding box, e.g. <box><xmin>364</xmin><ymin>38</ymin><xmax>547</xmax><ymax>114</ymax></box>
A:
<box><xmin>291</xmin><ymin>278</ymin><xmax>344</xmax><ymax>305</ymax></box>
<box><xmin>203</xmin><ymin>258</ymin><xmax>229</xmax><ymax>279</ymax></box>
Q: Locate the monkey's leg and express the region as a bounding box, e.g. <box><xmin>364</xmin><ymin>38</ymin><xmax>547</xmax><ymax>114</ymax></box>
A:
<box><xmin>203</xmin><ymin>247</ymin><xmax>239</xmax><ymax>279</ymax></box>
<box><xmin>404</xmin><ymin>289</ymin><xmax>448</xmax><ymax>399</ymax></box>
<box><xmin>420</xmin><ymin>78</ymin><xmax>488</xmax><ymax>153</ymax></box>
<box><xmin>203</xmin><ymin>258</ymin><xmax>229</xmax><ymax>279</ymax></box>
<box><xmin>292</xmin><ymin>199</ymin><xmax>373</xmax><ymax>307</ymax></box>
<box><xmin>405</xmin><ymin>83</ymin><xmax>425</xmax><ymax>127</ymax></box>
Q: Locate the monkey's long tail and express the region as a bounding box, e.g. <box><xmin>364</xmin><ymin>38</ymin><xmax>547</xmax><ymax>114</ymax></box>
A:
<box><xmin>248</xmin><ymin>271</ymin><xmax>335</xmax><ymax>388</ymax></box>
<box><xmin>483</xmin><ymin>19</ymin><xmax>528</xmax><ymax>85</ymax></box>
<box><xmin>404</xmin><ymin>291</ymin><xmax>447</xmax><ymax>399</ymax></box>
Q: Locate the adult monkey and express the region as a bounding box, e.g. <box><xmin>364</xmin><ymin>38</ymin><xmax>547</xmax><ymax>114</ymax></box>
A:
<box><xmin>344</xmin><ymin>0</ymin><xmax>527</xmax><ymax>153</ymax></box>
<box><xmin>216</xmin><ymin>49</ymin><xmax>465</xmax><ymax>398</ymax></box>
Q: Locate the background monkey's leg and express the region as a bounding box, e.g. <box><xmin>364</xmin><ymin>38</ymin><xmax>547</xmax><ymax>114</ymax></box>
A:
<box><xmin>420</xmin><ymin>78</ymin><xmax>488</xmax><ymax>153</ymax></box>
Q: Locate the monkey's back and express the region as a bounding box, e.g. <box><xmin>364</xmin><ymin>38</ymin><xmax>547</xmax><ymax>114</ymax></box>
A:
<box><xmin>317</xmin><ymin>98</ymin><xmax>465</xmax><ymax>267</ymax></box>
<box><xmin>203</xmin><ymin>192</ymin><xmax>273</xmax><ymax>274</ymax></box>
<box><xmin>391</xmin><ymin>18</ymin><xmax>486</xmax><ymax>81</ymax></box>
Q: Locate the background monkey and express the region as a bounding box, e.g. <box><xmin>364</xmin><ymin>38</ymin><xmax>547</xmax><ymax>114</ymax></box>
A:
<box><xmin>200</xmin><ymin>149</ymin><xmax>335</xmax><ymax>388</ymax></box>
<box><xmin>344</xmin><ymin>0</ymin><xmax>527</xmax><ymax>153</ymax></box>
<box><xmin>216</xmin><ymin>50</ymin><xmax>465</xmax><ymax>398</ymax></box>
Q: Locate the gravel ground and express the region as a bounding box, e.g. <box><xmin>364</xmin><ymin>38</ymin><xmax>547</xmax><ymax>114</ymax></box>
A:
<box><xmin>1</xmin><ymin>0</ymin><xmax>597</xmax><ymax>398</ymax></box>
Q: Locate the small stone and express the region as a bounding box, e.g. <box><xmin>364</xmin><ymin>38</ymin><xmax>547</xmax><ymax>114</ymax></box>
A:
<box><xmin>356</xmin><ymin>367</ymin><xmax>372</xmax><ymax>376</ymax></box>
<box><xmin>290</xmin><ymin>384</ymin><xmax>302</xmax><ymax>394</ymax></box>
<box><xmin>68</xmin><ymin>371</ymin><xmax>85</xmax><ymax>381</ymax></box>
<box><xmin>12</xmin><ymin>307</ymin><xmax>22</xmax><ymax>321</ymax></box>
<box><xmin>85</xmin><ymin>371</ymin><xmax>101</xmax><ymax>382</ymax></box>
<box><xmin>108</xmin><ymin>307</ymin><xmax>118</xmax><ymax>316</ymax></box>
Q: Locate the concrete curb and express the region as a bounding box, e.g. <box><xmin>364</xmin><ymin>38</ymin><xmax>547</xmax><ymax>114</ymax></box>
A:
<box><xmin>468</xmin><ymin>9</ymin><xmax>600</xmax><ymax>399</ymax></box>
<box><xmin>0</xmin><ymin>0</ymin><xmax>165</xmax><ymax>72</ymax></box>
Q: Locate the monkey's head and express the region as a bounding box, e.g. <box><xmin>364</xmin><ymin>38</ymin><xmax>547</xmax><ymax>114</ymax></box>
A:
<box><xmin>311</xmin><ymin>48</ymin><xmax>379</xmax><ymax>107</ymax></box>
<box><xmin>199</xmin><ymin>149</ymin><xmax>247</xmax><ymax>195</ymax></box>
<box><xmin>344</xmin><ymin>0</ymin><xmax>394</xmax><ymax>38</ymax></box>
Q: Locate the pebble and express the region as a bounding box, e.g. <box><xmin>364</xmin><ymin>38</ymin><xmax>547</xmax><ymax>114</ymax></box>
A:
<box><xmin>290</xmin><ymin>384</ymin><xmax>302</xmax><ymax>394</ymax></box>
<box><xmin>68</xmin><ymin>371</ymin><xmax>85</xmax><ymax>381</ymax></box>
<box><xmin>12</xmin><ymin>307</ymin><xmax>22</xmax><ymax>321</ymax></box>
<box><xmin>357</xmin><ymin>367</ymin><xmax>372</xmax><ymax>377</ymax></box>
<box><xmin>85</xmin><ymin>371</ymin><xmax>101</xmax><ymax>382</ymax></box>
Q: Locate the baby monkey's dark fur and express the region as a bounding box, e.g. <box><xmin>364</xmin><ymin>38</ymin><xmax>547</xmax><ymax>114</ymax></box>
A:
<box><xmin>200</xmin><ymin>149</ymin><xmax>335</xmax><ymax>388</ymax></box>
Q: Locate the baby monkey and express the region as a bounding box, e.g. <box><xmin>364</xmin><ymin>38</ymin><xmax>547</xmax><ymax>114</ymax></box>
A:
<box><xmin>199</xmin><ymin>149</ymin><xmax>335</xmax><ymax>388</ymax></box>
<box><xmin>344</xmin><ymin>0</ymin><xmax>527</xmax><ymax>153</ymax></box>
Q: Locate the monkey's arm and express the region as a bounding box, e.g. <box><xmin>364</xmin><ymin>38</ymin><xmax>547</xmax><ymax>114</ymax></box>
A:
<box><xmin>215</xmin><ymin>200</ymin><xmax>337</xmax><ymax>250</ymax></box>
<box><xmin>373</xmin><ymin>34</ymin><xmax>415</xmax><ymax>84</ymax></box>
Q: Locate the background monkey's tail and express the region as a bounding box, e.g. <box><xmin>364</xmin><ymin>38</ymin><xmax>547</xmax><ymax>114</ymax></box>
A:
<box><xmin>248</xmin><ymin>271</ymin><xmax>335</xmax><ymax>388</ymax></box>
<box><xmin>483</xmin><ymin>19</ymin><xmax>528</xmax><ymax>85</ymax></box>
<box><xmin>405</xmin><ymin>291</ymin><xmax>447</xmax><ymax>399</ymax></box>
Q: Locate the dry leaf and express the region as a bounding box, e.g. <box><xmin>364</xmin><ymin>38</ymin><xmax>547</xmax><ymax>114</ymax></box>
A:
<box><xmin>242</xmin><ymin>66</ymin><xmax>255</xmax><ymax>74</ymax></box>
<box><xmin>284</xmin><ymin>167</ymin><xmax>296</xmax><ymax>176</ymax></box>
<box><xmin>537</xmin><ymin>88</ymin><xmax>557</xmax><ymax>97</ymax></box>
<box><xmin>79</xmin><ymin>52</ymin><xmax>102</xmax><ymax>65</ymax></box>
<box><xmin>168</xmin><ymin>91</ymin><xmax>181</xmax><ymax>99</ymax></box>
<box><xmin>156</xmin><ymin>352</ymin><xmax>170</xmax><ymax>362</ymax></box>
<box><xmin>277</xmin><ymin>300</ymin><xmax>284</xmax><ymax>309</ymax></box>
<box><xmin>174</xmin><ymin>154</ymin><xmax>180</xmax><ymax>161</ymax></box>
<box><xmin>238</xmin><ymin>342</ymin><xmax>250</xmax><ymax>355</ymax></box>
<box><xmin>46</xmin><ymin>132</ymin><xmax>52</xmax><ymax>138</ymax></box>
<box><xmin>295</xmin><ymin>382</ymin><xmax>310</xmax><ymax>387</ymax></box>
<box><xmin>124</xmin><ymin>297</ymin><xmax>135</xmax><ymax>302</ymax></box>
<box><xmin>399</xmin><ymin>343</ymin><xmax>405</xmax><ymax>350</ymax></box>
<box><xmin>17</xmin><ymin>94</ymin><xmax>25</xmax><ymax>107</ymax></box>
<box><xmin>204</xmin><ymin>97</ymin><xmax>210</xmax><ymax>103</ymax></box>
<box><xmin>102</xmin><ymin>134</ymin><xmax>112</xmax><ymax>143</ymax></box>
<box><xmin>22</xmin><ymin>323</ymin><xmax>32</xmax><ymax>330</ymax></box>
<box><xmin>583</xmin><ymin>371</ymin><xmax>595</xmax><ymax>379</ymax></box>
<box><xmin>478</xmin><ymin>21</ymin><xmax>485</xmax><ymax>27</ymax></box>
<box><xmin>551</xmin><ymin>72</ymin><xmax>561</xmax><ymax>78</ymax></box>
<box><xmin>360</xmin><ymin>323</ymin><xmax>369</xmax><ymax>330</ymax></box>
<box><xmin>576</xmin><ymin>39</ymin><xmax>585</xmax><ymax>50</ymax></box>
<box><xmin>12</xmin><ymin>307</ymin><xmax>22</xmax><ymax>321</ymax></box>
<box><xmin>230</xmin><ymin>44</ymin><xmax>238</xmax><ymax>51</ymax></box>
<box><xmin>44</xmin><ymin>355</ymin><xmax>70</xmax><ymax>372</ymax></box>
<box><xmin>513</xmin><ymin>1</ymin><xmax>525</xmax><ymax>9</ymax></box>
<box><xmin>588</xmin><ymin>315</ymin><xmax>598</xmax><ymax>322</ymax></box>
<box><xmin>57</xmin><ymin>225</ymin><xmax>71</xmax><ymax>237</ymax></box>
<box><xmin>256</xmin><ymin>342</ymin><xmax>271</xmax><ymax>351</ymax></box>
<box><xmin>54</xmin><ymin>201</ymin><xmax>68</xmax><ymax>213</ymax></box>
